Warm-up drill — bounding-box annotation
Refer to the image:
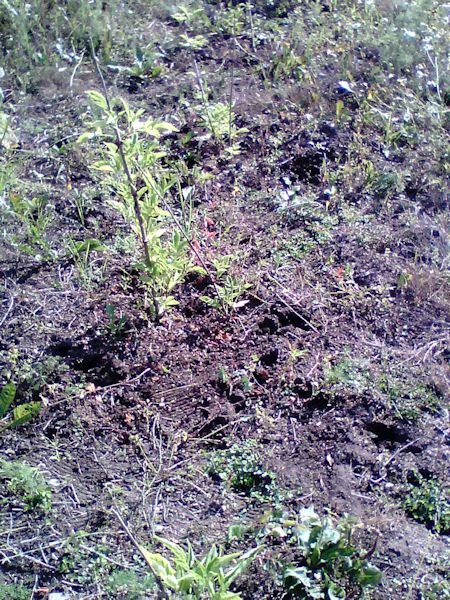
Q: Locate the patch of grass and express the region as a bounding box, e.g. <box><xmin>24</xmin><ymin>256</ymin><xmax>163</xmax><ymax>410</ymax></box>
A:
<box><xmin>0</xmin><ymin>0</ymin><xmax>117</xmax><ymax>86</ymax></box>
<box><xmin>0</xmin><ymin>458</ymin><xmax>52</xmax><ymax>512</ymax></box>
<box><xmin>403</xmin><ymin>474</ymin><xmax>450</xmax><ymax>534</ymax></box>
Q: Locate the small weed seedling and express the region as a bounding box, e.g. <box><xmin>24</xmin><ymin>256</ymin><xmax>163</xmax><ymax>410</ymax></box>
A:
<box><xmin>0</xmin><ymin>382</ymin><xmax>41</xmax><ymax>433</ymax></box>
<box><xmin>106</xmin><ymin>569</ymin><xmax>155</xmax><ymax>598</ymax></box>
<box><xmin>139</xmin><ymin>535</ymin><xmax>261</xmax><ymax>599</ymax></box>
<box><xmin>403</xmin><ymin>474</ymin><xmax>450</xmax><ymax>534</ymax></box>
<box><xmin>105</xmin><ymin>303</ymin><xmax>127</xmax><ymax>336</ymax></box>
<box><xmin>67</xmin><ymin>237</ymin><xmax>107</xmax><ymax>287</ymax></box>
<box><xmin>193</xmin><ymin>69</ymin><xmax>248</xmax><ymax>156</ymax></box>
<box><xmin>0</xmin><ymin>580</ymin><xmax>31</xmax><ymax>600</ymax></box>
<box><xmin>201</xmin><ymin>255</ymin><xmax>250</xmax><ymax>313</ymax></box>
<box><xmin>201</xmin><ymin>274</ymin><xmax>250</xmax><ymax>312</ymax></box>
<box><xmin>208</xmin><ymin>440</ymin><xmax>280</xmax><ymax>502</ymax></box>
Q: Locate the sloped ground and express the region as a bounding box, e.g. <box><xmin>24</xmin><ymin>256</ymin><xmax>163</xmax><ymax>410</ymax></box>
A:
<box><xmin>0</xmin><ymin>0</ymin><xmax>449</xmax><ymax>598</ymax></box>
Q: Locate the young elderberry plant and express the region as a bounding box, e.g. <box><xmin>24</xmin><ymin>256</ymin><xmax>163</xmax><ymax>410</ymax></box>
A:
<box><xmin>79</xmin><ymin>89</ymin><xmax>192</xmax><ymax>319</ymax></box>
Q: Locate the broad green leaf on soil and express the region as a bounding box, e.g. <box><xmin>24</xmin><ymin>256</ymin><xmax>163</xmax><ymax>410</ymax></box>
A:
<box><xmin>0</xmin><ymin>382</ymin><xmax>16</xmax><ymax>417</ymax></box>
<box><xmin>356</xmin><ymin>565</ymin><xmax>383</xmax><ymax>587</ymax></box>
<box><xmin>7</xmin><ymin>401</ymin><xmax>41</xmax><ymax>429</ymax></box>
<box><xmin>177</xmin><ymin>572</ymin><xmax>202</xmax><ymax>592</ymax></box>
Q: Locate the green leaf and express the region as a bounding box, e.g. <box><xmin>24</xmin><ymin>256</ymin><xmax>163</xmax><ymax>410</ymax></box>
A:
<box><xmin>76</xmin><ymin>131</ymin><xmax>94</xmax><ymax>144</ymax></box>
<box><xmin>0</xmin><ymin>382</ymin><xmax>16</xmax><ymax>418</ymax></box>
<box><xmin>223</xmin><ymin>546</ymin><xmax>261</xmax><ymax>587</ymax></box>
<box><xmin>177</xmin><ymin>572</ymin><xmax>201</xmax><ymax>592</ymax></box>
<box><xmin>92</xmin><ymin>161</ymin><xmax>115</xmax><ymax>173</ymax></box>
<box><xmin>155</xmin><ymin>536</ymin><xmax>189</xmax><ymax>567</ymax></box>
<box><xmin>7</xmin><ymin>401</ymin><xmax>41</xmax><ymax>429</ymax></box>
<box><xmin>71</xmin><ymin>238</ymin><xmax>107</xmax><ymax>256</ymax></box>
<box><xmin>356</xmin><ymin>564</ymin><xmax>382</xmax><ymax>587</ymax></box>
<box><xmin>138</xmin><ymin>547</ymin><xmax>177</xmax><ymax>589</ymax></box>
<box><xmin>87</xmin><ymin>90</ymin><xmax>109</xmax><ymax>111</ymax></box>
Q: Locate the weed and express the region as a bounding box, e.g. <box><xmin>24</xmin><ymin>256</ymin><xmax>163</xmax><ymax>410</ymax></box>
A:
<box><xmin>0</xmin><ymin>109</ymin><xmax>16</xmax><ymax>148</ymax></box>
<box><xmin>200</xmin><ymin>254</ymin><xmax>250</xmax><ymax>312</ymax></box>
<box><xmin>71</xmin><ymin>189</ymin><xmax>92</xmax><ymax>227</ymax></box>
<box><xmin>201</xmin><ymin>274</ymin><xmax>250</xmax><ymax>312</ymax></box>
<box><xmin>208</xmin><ymin>440</ymin><xmax>280</xmax><ymax>502</ymax></box>
<box><xmin>67</xmin><ymin>236</ymin><xmax>108</xmax><ymax>288</ymax></box>
<box><xmin>140</xmin><ymin>535</ymin><xmax>261</xmax><ymax>599</ymax></box>
<box><xmin>378</xmin><ymin>376</ymin><xmax>440</xmax><ymax>421</ymax></box>
<box><xmin>181</xmin><ymin>33</ymin><xmax>209</xmax><ymax>50</ymax></box>
<box><xmin>403</xmin><ymin>474</ymin><xmax>450</xmax><ymax>534</ymax></box>
<box><xmin>58</xmin><ymin>532</ymin><xmax>136</xmax><ymax>586</ymax></box>
<box><xmin>172</xmin><ymin>5</ymin><xmax>204</xmax><ymax>26</ymax></box>
<box><xmin>126</xmin><ymin>45</ymin><xmax>164</xmax><ymax>80</ymax></box>
<box><xmin>421</xmin><ymin>578</ymin><xmax>450</xmax><ymax>600</ymax></box>
<box><xmin>214</xmin><ymin>3</ymin><xmax>247</xmax><ymax>37</ymax></box>
<box><xmin>193</xmin><ymin>73</ymin><xmax>248</xmax><ymax>155</ymax></box>
<box><xmin>0</xmin><ymin>458</ymin><xmax>52</xmax><ymax>512</ymax></box>
<box><xmin>0</xmin><ymin>0</ymin><xmax>116</xmax><ymax>85</ymax></box>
